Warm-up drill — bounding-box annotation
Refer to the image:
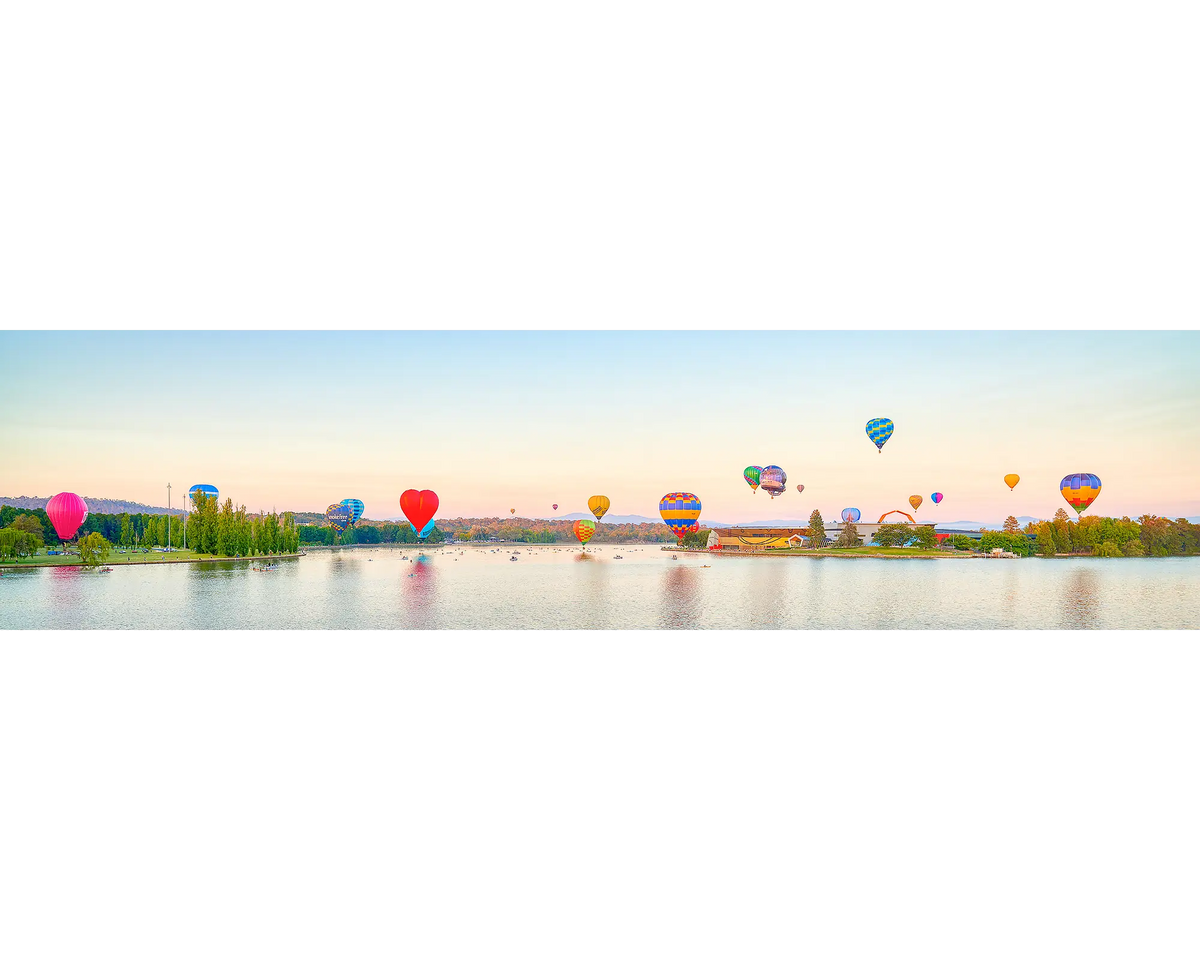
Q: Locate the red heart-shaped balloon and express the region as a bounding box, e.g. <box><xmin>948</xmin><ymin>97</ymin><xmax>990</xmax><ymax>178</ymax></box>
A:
<box><xmin>399</xmin><ymin>489</ymin><xmax>439</xmax><ymax>533</ymax></box>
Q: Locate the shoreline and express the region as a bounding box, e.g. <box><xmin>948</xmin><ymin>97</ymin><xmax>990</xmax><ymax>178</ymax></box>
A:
<box><xmin>1</xmin><ymin>552</ymin><xmax>305</xmax><ymax>570</ymax></box>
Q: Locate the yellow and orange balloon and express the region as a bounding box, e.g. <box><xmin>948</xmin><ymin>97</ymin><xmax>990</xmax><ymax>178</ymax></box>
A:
<box><xmin>909</xmin><ymin>495</ymin><xmax>923</xmax><ymax>512</ymax></box>
<box><xmin>588</xmin><ymin>495</ymin><xmax>610</xmax><ymax>522</ymax></box>
<box><xmin>1004</xmin><ymin>474</ymin><xmax>1020</xmax><ymax>491</ymax></box>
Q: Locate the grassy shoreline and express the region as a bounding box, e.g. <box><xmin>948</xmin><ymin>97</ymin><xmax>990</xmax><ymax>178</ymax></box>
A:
<box><xmin>1</xmin><ymin>549</ymin><xmax>305</xmax><ymax>570</ymax></box>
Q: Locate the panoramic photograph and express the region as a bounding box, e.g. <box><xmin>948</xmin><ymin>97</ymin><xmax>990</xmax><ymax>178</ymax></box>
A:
<box><xmin>2</xmin><ymin>329</ymin><xmax>1196</xmax><ymax>630</ymax></box>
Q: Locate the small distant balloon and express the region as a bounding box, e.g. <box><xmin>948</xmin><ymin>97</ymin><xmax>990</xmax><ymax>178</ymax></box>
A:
<box><xmin>1060</xmin><ymin>473</ymin><xmax>1102</xmax><ymax>516</ymax></box>
<box><xmin>909</xmin><ymin>495</ymin><xmax>923</xmax><ymax>511</ymax></box>
<box><xmin>510</xmin><ymin>508</ymin><xmax>515</xmax><ymax>515</ymax></box>
<box><xmin>552</xmin><ymin>504</ymin><xmax>558</xmax><ymax>511</ymax></box>
<box><xmin>759</xmin><ymin>465</ymin><xmax>786</xmax><ymax>498</ymax></box>
<box><xmin>588</xmin><ymin>496</ymin><xmax>611</xmax><ymax>522</ymax></box>
<box><xmin>931</xmin><ymin>492</ymin><xmax>943</xmax><ymax>504</ymax></box>
<box><xmin>866</xmin><ymin>418</ymin><xmax>894</xmax><ymax>453</ymax></box>
<box><xmin>1004</xmin><ymin>474</ymin><xmax>1020</xmax><ymax>491</ymax></box>
<box><xmin>743</xmin><ymin>466</ymin><xmax>762</xmax><ymax>494</ymax></box>
<box><xmin>795</xmin><ymin>484</ymin><xmax>805</xmax><ymax>495</ymax></box>
<box><xmin>841</xmin><ymin>508</ymin><xmax>861</xmax><ymax>523</ymax></box>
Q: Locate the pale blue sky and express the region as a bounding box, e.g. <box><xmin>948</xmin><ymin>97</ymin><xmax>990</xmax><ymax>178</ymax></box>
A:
<box><xmin>3</xmin><ymin>331</ymin><xmax>1197</xmax><ymax>523</ymax></box>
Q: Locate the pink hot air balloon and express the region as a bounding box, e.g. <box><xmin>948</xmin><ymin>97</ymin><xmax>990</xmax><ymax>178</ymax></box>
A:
<box><xmin>47</xmin><ymin>492</ymin><xmax>89</xmax><ymax>540</ymax></box>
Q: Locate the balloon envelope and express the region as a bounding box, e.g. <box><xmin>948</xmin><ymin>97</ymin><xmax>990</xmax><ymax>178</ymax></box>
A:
<box><xmin>510</xmin><ymin>508</ymin><xmax>515</xmax><ymax>515</ymax></box>
<box><xmin>552</xmin><ymin>504</ymin><xmax>558</xmax><ymax>511</ymax></box>
<box><xmin>324</xmin><ymin>503</ymin><xmax>352</xmax><ymax>532</ymax></box>
<box><xmin>340</xmin><ymin>498</ymin><xmax>365</xmax><ymax>525</ymax></box>
<box><xmin>931</xmin><ymin>492</ymin><xmax>943</xmax><ymax>504</ymax></box>
<box><xmin>841</xmin><ymin>507</ymin><xmax>861</xmax><ymax>523</ymax></box>
<box><xmin>759</xmin><ymin>465</ymin><xmax>786</xmax><ymax>498</ymax></box>
<box><xmin>588</xmin><ymin>495</ymin><xmax>610</xmax><ymax>521</ymax></box>
<box><xmin>418</xmin><ymin>518</ymin><xmax>436</xmax><ymax>540</ymax></box>
<box><xmin>659</xmin><ymin>492</ymin><xmax>702</xmax><ymax>539</ymax></box>
<box><xmin>866</xmin><ymin>418</ymin><xmax>894</xmax><ymax>452</ymax></box>
<box><xmin>188</xmin><ymin>483</ymin><xmax>219</xmax><ymax>508</ymax></box>
<box><xmin>573</xmin><ymin>518</ymin><xmax>596</xmax><ymax>545</ymax></box>
<box><xmin>743</xmin><ymin>466</ymin><xmax>762</xmax><ymax>493</ymax></box>
<box><xmin>909</xmin><ymin>495</ymin><xmax>923</xmax><ymax>511</ymax></box>
<box><xmin>47</xmin><ymin>492</ymin><xmax>88</xmax><ymax>540</ymax></box>
<box><xmin>795</xmin><ymin>484</ymin><xmax>805</xmax><ymax>495</ymax></box>
<box><xmin>400</xmin><ymin>489</ymin><xmax>439</xmax><ymax>533</ymax></box>
<box><xmin>1060</xmin><ymin>473</ymin><xmax>1102</xmax><ymax>515</ymax></box>
<box><xmin>1004</xmin><ymin>474</ymin><xmax>1020</xmax><ymax>491</ymax></box>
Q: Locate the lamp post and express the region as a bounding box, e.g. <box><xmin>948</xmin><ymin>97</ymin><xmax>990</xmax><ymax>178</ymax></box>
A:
<box><xmin>167</xmin><ymin>483</ymin><xmax>171</xmax><ymax>552</ymax></box>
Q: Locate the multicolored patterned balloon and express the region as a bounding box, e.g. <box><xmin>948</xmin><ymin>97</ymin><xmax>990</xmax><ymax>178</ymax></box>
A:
<box><xmin>841</xmin><ymin>507</ymin><xmax>860</xmax><ymax>523</ymax></box>
<box><xmin>1060</xmin><ymin>473</ymin><xmax>1101</xmax><ymax>515</ymax></box>
<box><xmin>909</xmin><ymin>495</ymin><xmax>923</xmax><ymax>512</ymax></box>
<box><xmin>743</xmin><ymin>466</ymin><xmax>762</xmax><ymax>493</ymax></box>
<box><xmin>659</xmin><ymin>492</ymin><xmax>702</xmax><ymax>539</ymax></box>
<box><xmin>588</xmin><ymin>495</ymin><xmax>610</xmax><ymax>521</ymax></box>
<box><xmin>759</xmin><ymin>465</ymin><xmax>786</xmax><ymax>498</ymax></box>
<box><xmin>340</xmin><ymin>498</ymin><xmax>365</xmax><ymax>525</ymax></box>
<box><xmin>573</xmin><ymin>518</ymin><xmax>596</xmax><ymax>545</ymax></box>
<box><xmin>930</xmin><ymin>492</ymin><xmax>943</xmax><ymax>504</ymax></box>
<box><xmin>325</xmin><ymin>503</ymin><xmax>352</xmax><ymax>532</ymax></box>
<box><xmin>866</xmin><ymin>418</ymin><xmax>894</xmax><ymax>453</ymax></box>
<box><xmin>1004</xmin><ymin>474</ymin><xmax>1020</xmax><ymax>491</ymax></box>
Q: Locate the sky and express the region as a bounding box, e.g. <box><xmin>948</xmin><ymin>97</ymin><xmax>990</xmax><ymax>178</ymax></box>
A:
<box><xmin>2</xmin><ymin>330</ymin><xmax>1197</xmax><ymax>524</ymax></box>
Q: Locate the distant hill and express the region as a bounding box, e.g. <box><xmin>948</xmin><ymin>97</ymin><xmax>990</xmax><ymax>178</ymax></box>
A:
<box><xmin>1</xmin><ymin>495</ymin><xmax>185</xmax><ymax>517</ymax></box>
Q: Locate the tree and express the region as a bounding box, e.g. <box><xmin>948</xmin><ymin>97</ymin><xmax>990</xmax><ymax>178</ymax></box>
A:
<box><xmin>120</xmin><ymin>514</ymin><xmax>132</xmax><ymax>548</ymax></box>
<box><xmin>78</xmin><ymin>532</ymin><xmax>111</xmax><ymax>567</ymax></box>
<box><xmin>1096</xmin><ymin>540</ymin><xmax>1122</xmax><ymax>557</ymax></box>
<box><xmin>8</xmin><ymin>514</ymin><xmax>45</xmax><ymax>549</ymax></box>
<box><xmin>911</xmin><ymin>525</ymin><xmax>937</xmax><ymax>550</ymax></box>
<box><xmin>872</xmin><ymin>524</ymin><xmax>915</xmax><ymax>548</ymax></box>
<box><xmin>808</xmin><ymin>510</ymin><xmax>826</xmax><ymax>548</ymax></box>
<box><xmin>1003</xmin><ymin>516</ymin><xmax>1020</xmax><ymax>533</ymax></box>
<box><xmin>835</xmin><ymin>521</ymin><xmax>862</xmax><ymax>548</ymax></box>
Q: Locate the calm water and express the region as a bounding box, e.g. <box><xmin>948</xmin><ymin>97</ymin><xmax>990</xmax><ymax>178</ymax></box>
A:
<box><xmin>1</xmin><ymin>545</ymin><xmax>1197</xmax><ymax>629</ymax></box>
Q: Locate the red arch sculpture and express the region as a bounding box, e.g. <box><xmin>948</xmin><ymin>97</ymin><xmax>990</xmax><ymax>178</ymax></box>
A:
<box><xmin>878</xmin><ymin>510</ymin><xmax>915</xmax><ymax>524</ymax></box>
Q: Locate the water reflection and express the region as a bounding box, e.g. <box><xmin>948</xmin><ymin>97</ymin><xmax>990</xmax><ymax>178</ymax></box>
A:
<box><xmin>405</xmin><ymin>555</ymin><xmax>438</xmax><ymax>626</ymax></box>
<box><xmin>1059</xmin><ymin>565</ymin><xmax>1102</xmax><ymax>629</ymax></box>
<box><xmin>659</xmin><ymin>566</ymin><xmax>700</xmax><ymax>629</ymax></box>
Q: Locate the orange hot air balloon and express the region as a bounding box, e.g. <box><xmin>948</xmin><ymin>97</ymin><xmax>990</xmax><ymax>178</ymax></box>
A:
<box><xmin>588</xmin><ymin>495</ymin><xmax>610</xmax><ymax>521</ymax></box>
<box><xmin>909</xmin><ymin>495</ymin><xmax>923</xmax><ymax>511</ymax></box>
<box><xmin>510</xmin><ymin>508</ymin><xmax>515</xmax><ymax>515</ymax></box>
<box><xmin>573</xmin><ymin>518</ymin><xmax>596</xmax><ymax>546</ymax></box>
<box><xmin>1004</xmin><ymin>474</ymin><xmax>1020</xmax><ymax>491</ymax></box>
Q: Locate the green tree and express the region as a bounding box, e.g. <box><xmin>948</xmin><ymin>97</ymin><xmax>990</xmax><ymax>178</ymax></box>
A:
<box><xmin>78</xmin><ymin>532</ymin><xmax>111</xmax><ymax>567</ymax></box>
<box><xmin>1096</xmin><ymin>540</ymin><xmax>1122</xmax><ymax>557</ymax></box>
<box><xmin>835</xmin><ymin>521</ymin><xmax>862</xmax><ymax>547</ymax></box>
<box><xmin>872</xmin><ymin>524</ymin><xmax>915</xmax><ymax>547</ymax></box>
<box><xmin>911</xmin><ymin>525</ymin><xmax>937</xmax><ymax>550</ymax></box>
<box><xmin>120</xmin><ymin>513</ymin><xmax>132</xmax><ymax>548</ymax></box>
<box><xmin>808</xmin><ymin>510</ymin><xmax>826</xmax><ymax>548</ymax></box>
<box><xmin>8</xmin><ymin>514</ymin><xmax>45</xmax><ymax>550</ymax></box>
<box><xmin>1002</xmin><ymin>516</ymin><xmax>1020</xmax><ymax>533</ymax></box>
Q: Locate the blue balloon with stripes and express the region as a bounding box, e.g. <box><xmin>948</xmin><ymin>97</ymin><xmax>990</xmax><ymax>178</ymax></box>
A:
<box><xmin>340</xmin><ymin>498</ymin><xmax>365</xmax><ymax>526</ymax></box>
<box><xmin>865</xmin><ymin>418</ymin><xmax>894</xmax><ymax>452</ymax></box>
<box><xmin>187</xmin><ymin>483</ymin><xmax>219</xmax><ymax>508</ymax></box>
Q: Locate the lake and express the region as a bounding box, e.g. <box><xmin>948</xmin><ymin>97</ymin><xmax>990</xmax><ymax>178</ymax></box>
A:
<box><xmin>1</xmin><ymin>544</ymin><xmax>1196</xmax><ymax>629</ymax></box>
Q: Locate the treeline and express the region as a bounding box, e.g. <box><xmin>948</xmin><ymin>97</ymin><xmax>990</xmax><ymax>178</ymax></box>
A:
<box><xmin>1027</xmin><ymin>509</ymin><xmax>1199</xmax><ymax>557</ymax></box>
<box><xmin>300</xmin><ymin>522</ymin><xmax>447</xmax><ymax>546</ymax></box>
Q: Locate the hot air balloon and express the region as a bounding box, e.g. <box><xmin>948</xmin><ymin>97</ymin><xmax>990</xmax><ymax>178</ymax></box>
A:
<box><xmin>510</xmin><ymin>508</ymin><xmax>515</xmax><ymax>515</ymax></box>
<box><xmin>931</xmin><ymin>492</ymin><xmax>943</xmax><ymax>504</ymax></box>
<box><xmin>1060</xmin><ymin>473</ymin><xmax>1102</xmax><ymax>516</ymax></box>
<box><xmin>588</xmin><ymin>495</ymin><xmax>610</xmax><ymax>522</ymax></box>
<box><xmin>909</xmin><ymin>495</ymin><xmax>923</xmax><ymax>512</ymax></box>
<box><xmin>418</xmin><ymin>518</ymin><xmax>436</xmax><ymax>540</ymax></box>
<box><xmin>795</xmin><ymin>484</ymin><xmax>805</xmax><ymax>495</ymax></box>
<box><xmin>187</xmin><ymin>483</ymin><xmax>219</xmax><ymax>508</ymax></box>
<box><xmin>552</xmin><ymin>504</ymin><xmax>558</xmax><ymax>511</ymax></box>
<box><xmin>46</xmin><ymin>492</ymin><xmax>88</xmax><ymax>541</ymax></box>
<box><xmin>841</xmin><ymin>507</ymin><xmax>861</xmax><ymax>523</ymax></box>
<box><xmin>866</xmin><ymin>418</ymin><xmax>894</xmax><ymax>453</ymax></box>
<box><xmin>573</xmin><ymin>518</ymin><xmax>596</xmax><ymax>546</ymax></box>
<box><xmin>1004</xmin><ymin>474</ymin><xmax>1020</xmax><ymax>491</ymax></box>
<box><xmin>759</xmin><ymin>465</ymin><xmax>786</xmax><ymax>498</ymax></box>
<box><xmin>325</xmin><ymin>503</ymin><xmax>353</xmax><ymax>532</ymax></box>
<box><xmin>340</xmin><ymin>499</ymin><xmax>365</xmax><ymax>526</ymax></box>
<box><xmin>400</xmin><ymin>489</ymin><xmax>439</xmax><ymax>534</ymax></box>
<box><xmin>743</xmin><ymin>466</ymin><xmax>762</xmax><ymax>494</ymax></box>
<box><xmin>659</xmin><ymin>492</ymin><xmax>702</xmax><ymax>539</ymax></box>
